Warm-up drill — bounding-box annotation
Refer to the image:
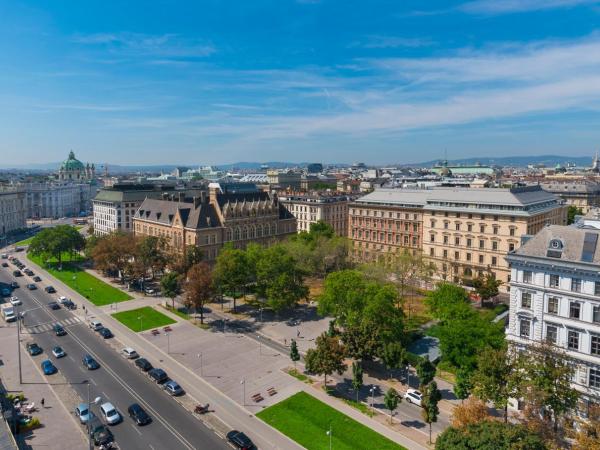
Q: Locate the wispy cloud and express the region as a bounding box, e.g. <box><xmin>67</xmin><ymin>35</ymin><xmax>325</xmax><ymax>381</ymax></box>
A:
<box><xmin>460</xmin><ymin>0</ymin><xmax>600</xmax><ymax>15</ymax></box>
<box><xmin>349</xmin><ymin>35</ymin><xmax>433</xmax><ymax>49</ymax></box>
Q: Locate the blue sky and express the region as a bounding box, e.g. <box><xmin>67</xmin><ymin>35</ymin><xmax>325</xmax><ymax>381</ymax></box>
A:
<box><xmin>2</xmin><ymin>0</ymin><xmax>600</xmax><ymax>166</ymax></box>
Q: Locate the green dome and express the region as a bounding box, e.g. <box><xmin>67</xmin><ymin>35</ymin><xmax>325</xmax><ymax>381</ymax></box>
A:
<box><xmin>61</xmin><ymin>151</ymin><xmax>85</xmax><ymax>171</ymax></box>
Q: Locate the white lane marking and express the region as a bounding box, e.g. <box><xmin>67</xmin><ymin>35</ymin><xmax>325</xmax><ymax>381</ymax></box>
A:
<box><xmin>91</xmin><ymin>379</ymin><xmax>97</xmax><ymax>386</ymax></box>
<box><xmin>149</xmin><ymin>445</ymin><xmax>156</xmax><ymax>450</ymax></box>
<box><xmin>68</xmin><ymin>355</ymin><xmax>75</xmax><ymax>363</ymax></box>
<box><xmin>131</xmin><ymin>424</ymin><xmax>142</xmax><ymax>436</ymax></box>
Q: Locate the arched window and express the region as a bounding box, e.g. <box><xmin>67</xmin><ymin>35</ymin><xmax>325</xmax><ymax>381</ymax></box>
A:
<box><xmin>233</xmin><ymin>227</ymin><xmax>240</xmax><ymax>241</ymax></box>
<box><xmin>241</xmin><ymin>226</ymin><xmax>248</xmax><ymax>240</ymax></box>
<box><xmin>257</xmin><ymin>224</ymin><xmax>263</xmax><ymax>237</ymax></box>
<box><xmin>226</xmin><ymin>229</ymin><xmax>232</xmax><ymax>241</ymax></box>
<box><xmin>248</xmin><ymin>226</ymin><xmax>255</xmax><ymax>238</ymax></box>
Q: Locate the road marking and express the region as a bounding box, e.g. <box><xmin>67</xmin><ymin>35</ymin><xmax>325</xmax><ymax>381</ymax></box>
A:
<box><xmin>131</xmin><ymin>424</ymin><xmax>142</xmax><ymax>436</ymax></box>
<box><xmin>90</xmin><ymin>379</ymin><xmax>97</xmax><ymax>386</ymax></box>
<box><xmin>149</xmin><ymin>445</ymin><xmax>156</xmax><ymax>450</ymax></box>
<box><xmin>68</xmin><ymin>355</ymin><xmax>75</xmax><ymax>363</ymax></box>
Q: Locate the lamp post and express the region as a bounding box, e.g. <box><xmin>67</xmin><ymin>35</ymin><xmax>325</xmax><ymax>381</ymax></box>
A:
<box><xmin>406</xmin><ymin>364</ymin><xmax>411</xmax><ymax>388</ymax></box>
<box><xmin>165</xmin><ymin>332</ymin><xmax>170</xmax><ymax>354</ymax></box>
<box><xmin>369</xmin><ymin>386</ymin><xmax>375</xmax><ymax>411</ymax></box>
<box><xmin>197</xmin><ymin>353</ymin><xmax>203</xmax><ymax>377</ymax></box>
<box><xmin>16</xmin><ymin>305</ymin><xmax>22</xmax><ymax>384</ymax></box>
<box><xmin>326</xmin><ymin>424</ymin><xmax>332</xmax><ymax>450</ymax></box>
<box><xmin>240</xmin><ymin>378</ymin><xmax>245</xmax><ymax>406</ymax></box>
<box><xmin>87</xmin><ymin>383</ymin><xmax>102</xmax><ymax>450</ymax></box>
<box><xmin>257</xmin><ymin>334</ymin><xmax>262</xmax><ymax>356</ymax></box>
<box><xmin>138</xmin><ymin>316</ymin><xmax>143</xmax><ymax>333</ymax></box>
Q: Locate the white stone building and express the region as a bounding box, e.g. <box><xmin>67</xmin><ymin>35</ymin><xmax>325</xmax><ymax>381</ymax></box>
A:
<box><xmin>23</xmin><ymin>182</ymin><xmax>94</xmax><ymax>219</ymax></box>
<box><xmin>0</xmin><ymin>186</ymin><xmax>26</xmax><ymax>237</ymax></box>
<box><xmin>279</xmin><ymin>193</ymin><xmax>354</xmax><ymax>235</ymax></box>
<box><xmin>506</xmin><ymin>225</ymin><xmax>600</xmax><ymax>417</ymax></box>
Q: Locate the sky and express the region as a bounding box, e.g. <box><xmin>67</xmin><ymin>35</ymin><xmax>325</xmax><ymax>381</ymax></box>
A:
<box><xmin>2</xmin><ymin>0</ymin><xmax>600</xmax><ymax>166</ymax></box>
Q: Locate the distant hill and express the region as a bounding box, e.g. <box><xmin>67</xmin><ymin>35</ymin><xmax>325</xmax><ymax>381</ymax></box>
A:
<box><xmin>412</xmin><ymin>154</ymin><xmax>594</xmax><ymax>168</ymax></box>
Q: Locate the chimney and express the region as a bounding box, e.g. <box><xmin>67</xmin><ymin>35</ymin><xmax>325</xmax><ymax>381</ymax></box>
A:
<box><xmin>200</xmin><ymin>191</ymin><xmax>207</xmax><ymax>204</ymax></box>
<box><xmin>208</xmin><ymin>183</ymin><xmax>220</xmax><ymax>204</ymax></box>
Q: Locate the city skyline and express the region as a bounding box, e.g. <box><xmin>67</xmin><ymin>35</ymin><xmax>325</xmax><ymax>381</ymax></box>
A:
<box><xmin>2</xmin><ymin>0</ymin><xmax>600</xmax><ymax>165</ymax></box>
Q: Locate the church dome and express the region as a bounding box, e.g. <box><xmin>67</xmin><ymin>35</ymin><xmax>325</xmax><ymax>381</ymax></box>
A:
<box><xmin>61</xmin><ymin>151</ymin><xmax>85</xmax><ymax>171</ymax></box>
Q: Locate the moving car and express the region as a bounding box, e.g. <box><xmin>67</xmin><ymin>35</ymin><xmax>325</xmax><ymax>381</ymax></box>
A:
<box><xmin>226</xmin><ymin>430</ymin><xmax>255</xmax><ymax>450</ymax></box>
<box><xmin>44</xmin><ymin>286</ymin><xmax>56</xmax><ymax>293</ymax></box>
<box><xmin>163</xmin><ymin>380</ymin><xmax>184</xmax><ymax>396</ymax></box>
<box><xmin>26</xmin><ymin>284</ymin><xmax>37</xmax><ymax>290</ymax></box>
<box><xmin>26</xmin><ymin>343</ymin><xmax>43</xmax><ymax>356</ymax></box>
<box><xmin>53</xmin><ymin>324</ymin><xmax>67</xmax><ymax>336</ymax></box>
<box><xmin>32</xmin><ymin>276</ymin><xmax>41</xmax><ymax>282</ymax></box>
<box><xmin>82</xmin><ymin>354</ymin><xmax>100</xmax><ymax>370</ymax></box>
<box><xmin>47</xmin><ymin>301</ymin><xmax>60</xmax><ymax>310</ymax></box>
<box><xmin>52</xmin><ymin>346</ymin><xmax>66</xmax><ymax>358</ymax></box>
<box><xmin>128</xmin><ymin>403</ymin><xmax>151</xmax><ymax>426</ymax></box>
<box><xmin>58</xmin><ymin>296</ymin><xmax>69</xmax><ymax>304</ymax></box>
<box><xmin>148</xmin><ymin>368</ymin><xmax>168</xmax><ymax>384</ymax></box>
<box><xmin>63</xmin><ymin>299</ymin><xmax>76</xmax><ymax>310</ymax></box>
<box><xmin>404</xmin><ymin>388</ymin><xmax>423</xmax><ymax>407</ymax></box>
<box><xmin>1</xmin><ymin>262</ymin><xmax>8</xmax><ymax>268</ymax></box>
<box><xmin>135</xmin><ymin>358</ymin><xmax>152</xmax><ymax>372</ymax></box>
<box><xmin>13</xmin><ymin>270</ymin><xmax>22</xmax><ymax>277</ymax></box>
<box><xmin>99</xmin><ymin>402</ymin><xmax>121</xmax><ymax>425</ymax></box>
<box><xmin>9</xmin><ymin>296</ymin><xmax>21</xmax><ymax>306</ymax></box>
<box><xmin>10</xmin><ymin>282</ymin><xmax>19</xmax><ymax>289</ymax></box>
<box><xmin>121</xmin><ymin>347</ymin><xmax>138</xmax><ymax>359</ymax></box>
<box><xmin>89</xmin><ymin>320</ymin><xmax>103</xmax><ymax>331</ymax></box>
<box><xmin>99</xmin><ymin>328</ymin><xmax>113</xmax><ymax>339</ymax></box>
<box><xmin>75</xmin><ymin>403</ymin><xmax>95</xmax><ymax>424</ymax></box>
<box><xmin>41</xmin><ymin>359</ymin><xmax>57</xmax><ymax>375</ymax></box>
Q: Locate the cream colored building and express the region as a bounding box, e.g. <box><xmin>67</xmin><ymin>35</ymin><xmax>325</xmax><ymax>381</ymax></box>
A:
<box><xmin>0</xmin><ymin>186</ymin><xmax>26</xmax><ymax>237</ymax></box>
<box><xmin>279</xmin><ymin>193</ymin><xmax>354</xmax><ymax>235</ymax></box>
<box><xmin>540</xmin><ymin>180</ymin><xmax>600</xmax><ymax>214</ymax></box>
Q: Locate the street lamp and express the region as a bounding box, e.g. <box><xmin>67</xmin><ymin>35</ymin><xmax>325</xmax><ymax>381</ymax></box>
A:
<box><xmin>369</xmin><ymin>386</ymin><xmax>375</xmax><ymax>411</ymax></box>
<box><xmin>86</xmin><ymin>382</ymin><xmax>102</xmax><ymax>450</ymax></box>
<box><xmin>257</xmin><ymin>334</ymin><xmax>262</xmax><ymax>356</ymax></box>
<box><xmin>240</xmin><ymin>378</ymin><xmax>245</xmax><ymax>406</ymax></box>
<box><xmin>197</xmin><ymin>353</ymin><xmax>203</xmax><ymax>377</ymax></box>
<box><xmin>138</xmin><ymin>315</ymin><xmax>143</xmax><ymax>332</ymax></box>
<box><xmin>165</xmin><ymin>332</ymin><xmax>170</xmax><ymax>354</ymax></box>
<box><xmin>326</xmin><ymin>424</ymin><xmax>332</xmax><ymax>450</ymax></box>
<box><xmin>406</xmin><ymin>364</ymin><xmax>411</xmax><ymax>388</ymax></box>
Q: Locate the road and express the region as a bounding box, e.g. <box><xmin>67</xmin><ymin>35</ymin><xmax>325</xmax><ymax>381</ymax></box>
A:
<box><xmin>0</xmin><ymin>264</ymin><xmax>230</xmax><ymax>450</ymax></box>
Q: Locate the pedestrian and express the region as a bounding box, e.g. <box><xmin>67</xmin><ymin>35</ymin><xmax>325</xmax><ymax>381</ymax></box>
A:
<box><xmin>41</xmin><ymin>398</ymin><xmax>45</xmax><ymax>408</ymax></box>
<box><xmin>284</xmin><ymin>338</ymin><xmax>287</xmax><ymax>346</ymax></box>
<box><xmin>297</xmin><ymin>329</ymin><xmax>300</xmax><ymax>338</ymax></box>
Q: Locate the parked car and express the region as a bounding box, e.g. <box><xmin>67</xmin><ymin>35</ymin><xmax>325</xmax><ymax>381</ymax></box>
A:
<box><xmin>52</xmin><ymin>346</ymin><xmax>66</xmax><ymax>358</ymax></box>
<box><xmin>32</xmin><ymin>276</ymin><xmax>41</xmax><ymax>282</ymax></box>
<box><xmin>1</xmin><ymin>288</ymin><xmax>10</xmax><ymax>297</ymax></box>
<box><xmin>226</xmin><ymin>430</ymin><xmax>255</xmax><ymax>450</ymax></box>
<box><xmin>404</xmin><ymin>389</ymin><xmax>423</xmax><ymax>407</ymax></box>
<box><xmin>75</xmin><ymin>404</ymin><xmax>96</xmax><ymax>424</ymax></box>
<box><xmin>82</xmin><ymin>354</ymin><xmax>100</xmax><ymax>370</ymax></box>
<box><xmin>121</xmin><ymin>347</ymin><xmax>138</xmax><ymax>359</ymax></box>
<box><xmin>47</xmin><ymin>301</ymin><xmax>60</xmax><ymax>310</ymax></box>
<box><xmin>148</xmin><ymin>368</ymin><xmax>169</xmax><ymax>384</ymax></box>
<box><xmin>58</xmin><ymin>296</ymin><xmax>69</xmax><ymax>304</ymax></box>
<box><xmin>135</xmin><ymin>358</ymin><xmax>152</xmax><ymax>372</ymax></box>
<box><xmin>127</xmin><ymin>403</ymin><xmax>151</xmax><ymax>426</ymax></box>
<box><xmin>1</xmin><ymin>262</ymin><xmax>8</xmax><ymax>268</ymax></box>
<box><xmin>163</xmin><ymin>380</ymin><xmax>184</xmax><ymax>396</ymax></box>
<box><xmin>53</xmin><ymin>324</ymin><xmax>67</xmax><ymax>336</ymax></box>
<box><xmin>12</xmin><ymin>270</ymin><xmax>22</xmax><ymax>277</ymax></box>
<box><xmin>89</xmin><ymin>320</ymin><xmax>103</xmax><ymax>331</ymax></box>
<box><xmin>44</xmin><ymin>286</ymin><xmax>56</xmax><ymax>293</ymax></box>
<box><xmin>99</xmin><ymin>328</ymin><xmax>113</xmax><ymax>339</ymax></box>
<box><xmin>26</xmin><ymin>342</ymin><xmax>43</xmax><ymax>356</ymax></box>
<box><xmin>9</xmin><ymin>296</ymin><xmax>21</xmax><ymax>306</ymax></box>
<box><xmin>26</xmin><ymin>284</ymin><xmax>37</xmax><ymax>290</ymax></box>
<box><xmin>41</xmin><ymin>359</ymin><xmax>57</xmax><ymax>375</ymax></box>
<box><xmin>63</xmin><ymin>299</ymin><xmax>76</xmax><ymax>310</ymax></box>
<box><xmin>88</xmin><ymin>418</ymin><xmax>114</xmax><ymax>446</ymax></box>
<box><xmin>1</xmin><ymin>253</ymin><xmax>7</xmax><ymax>259</ymax></box>
<box><xmin>10</xmin><ymin>281</ymin><xmax>19</xmax><ymax>289</ymax></box>
<box><xmin>99</xmin><ymin>402</ymin><xmax>121</xmax><ymax>425</ymax></box>
<box><xmin>24</xmin><ymin>269</ymin><xmax>34</xmax><ymax>276</ymax></box>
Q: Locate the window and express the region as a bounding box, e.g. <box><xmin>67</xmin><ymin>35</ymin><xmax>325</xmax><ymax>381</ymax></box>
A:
<box><xmin>571</xmin><ymin>278</ymin><xmax>582</xmax><ymax>293</ymax></box>
<box><xmin>455</xmin><ymin>223</ymin><xmax>460</xmax><ymax>231</ymax></box>
<box><xmin>570</xmin><ymin>302</ymin><xmax>581</xmax><ymax>319</ymax></box>
<box><xmin>430</xmin><ymin>220</ymin><xmax>435</xmax><ymax>228</ymax></box>
<box><xmin>455</xmin><ymin>237</ymin><xmax>460</xmax><ymax>246</ymax></box>
<box><xmin>521</xmin><ymin>292</ymin><xmax>532</xmax><ymax>308</ymax></box>
<box><xmin>454</xmin><ymin>251</ymin><xmax>459</xmax><ymax>260</ymax></box>
<box><xmin>591</xmin><ymin>334</ymin><xmax>600</xmax><ymax>356</ymax></box>
<box><xmin>493</xmin><ymin>226</ymin><xmax>499</xmax><ymax>235</ymax></box>
<box><xmin>549</xmin><ymin>274</ymin><xmax>560</xmax><ymax>288</ymax></box>
<box><xmin>523</xmin><ymin>271</ymin><xmax>533</xmax><ymax>283</ymax></box>
<box><xmin>480</xmin><ymin>225</ymin><xmax>485</xmax><ymax>233</ymax></box>
<box><xmin>444</xmin><ymin>236</ymin><xmax>449</xmax><ymax>244</ymax></box>
<box><xmin>443</xmin><ymin>250</ymin><xmax>448</xmax><ymax>258</ymax></box>
<box><xmin>590</xmin><ymin>368</ymin><xmax>600</xmax><ymax>389</ymax></box>
<box><xmin>491</xmin><ymin>257</ymin><xmax>497</xmax><ymax>266</ymax></box>
<box><xmin>466</xmin><ymin>238</ymin><xmax>472</xmax><ymax>247</ymax></box>
<box><xmin>520</xmin><ymin>319</ymin><xmax>531</xmax><ymax>338</ymax></box>
<box><xmin>479</xmin><ymin>240</ymin><xmax>485</xmax><ymax>249</ymax></box>
<box><xmin>546</xmin><ymin>325</ymin><xmax>558</xmax><ymax>344</ymax></box>
<box><xmin>466</xmin><ymin>253</ymin><xmax>472</xmax><ymax>262</ymax></box>
<box><xmin>467</xmin><ymin>224</ymin><xmax>473</xmax><ymax>232</ymax></box>
<box><xmin>492</xmin><ymin>241</ymin><xmax>498</xmax><ymax>251</ymax></box>
<box><xmin>548</xmin><ymin>296</ymin><xmax>559</xmax><ymax>314</ymax></box>
<box><xmin>509</xmin><ymin>228</ymin><xmax>515</xmax><ymax>236</ymax></box>
<box><xmin>568</xmin><ymin>330</ymin><xmax>580</xmax><ymax>350</ymax></box>
<box><xmin>479</xmin><ymin>255</ymin><xmax>484</xmax><ymax>264</ymax></box>
<box><xmin>444</xmin><ymin>222</ymin><xmax>449</xmax><ymax>230</ymax></box>
<box><xmin>595</xmin><ymin>282</ymin><xmax>600</xmax><ymax>296</ymax></box>
<box><xmin>509</xmin><ymin>243</ymin><xmax>515</xmax><ymax>252</ymax></box>
<box><xmin>594</xmin><ymin>305</ymin><xmax>600</xmax><ymax>323</ymax></box>
<box><xmin>429</xmin><ymin>248</ymin><xmax>435</xmax><ymax>257</ymax></box>
<box><xmin>430</xmin><ymin>234</ymin><xmax>435</xmax><ymax>243</ymax></box>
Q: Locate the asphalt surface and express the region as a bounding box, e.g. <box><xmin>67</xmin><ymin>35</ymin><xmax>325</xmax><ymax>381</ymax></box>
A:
<box><xmin>0</xmin><ymin>264</ymin><xmax>230</xmax><ymax>450</ymax></box>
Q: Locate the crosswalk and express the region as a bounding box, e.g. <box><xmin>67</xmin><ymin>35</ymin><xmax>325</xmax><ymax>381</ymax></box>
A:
<box><xmin>24</xmin><ymin>316</ymin><xmax>82</xmax><ymax>334</ymax></box>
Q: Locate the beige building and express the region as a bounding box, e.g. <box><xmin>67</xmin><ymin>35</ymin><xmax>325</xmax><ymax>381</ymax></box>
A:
<box><xmin>279</xmin><ymin>193</ymin><xmax>354</xmax><ymax>235</ymax></box>
<box><xmin>0</xmin><ymin>186</ymin><xmax>26</xmax><ymax>237</ymax></box>
<box><xmin>540</xmin><ymin>180</ymin><xmax>600</xmax><ymax>214</ymax></box>
<box><xmin>350</xmin><ymin>186</ymin><xmax>567</xmax><ymax>291</ymax></box>
<box><xmin>266</xmin><ymin>170</ymin><xmax>302</xmax><ymax>189</ymax></box>
<box><xmin>133</xmin><ymin>184</ymin><xmax>296</xmax><ymax>261</ymax></box>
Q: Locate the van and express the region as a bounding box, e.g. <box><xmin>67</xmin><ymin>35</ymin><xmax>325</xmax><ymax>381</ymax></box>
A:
<box><xmin>121</xmin><ymin>348</ymin><xmax>139</xmax><ymax>359</ymax></box>
<box><xmin>99</xmin><ymin>402</ymin><xmax>121</xmax><ymax>425</ymax></box>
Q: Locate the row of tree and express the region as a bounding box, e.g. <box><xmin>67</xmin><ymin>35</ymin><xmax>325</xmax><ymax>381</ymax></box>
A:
<box><xmin>29</xmin><ymin>225</ymin><xmax>86</xmax><ymax>266</ymax></box>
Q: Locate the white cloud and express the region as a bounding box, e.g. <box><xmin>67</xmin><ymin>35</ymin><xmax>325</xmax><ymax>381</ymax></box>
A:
<box><xmin>350</xmin><ymin>35</ymin><xmax>433</xmax><ymax>49</ymax></box>
<box><xmin>460</xmin><ymin>0</ymin><xmax>599</xmax><ymax>14</ymax></box>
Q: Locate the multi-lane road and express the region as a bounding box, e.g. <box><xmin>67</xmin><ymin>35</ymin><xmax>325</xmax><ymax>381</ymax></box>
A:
<box><xmin>0</xmin><ymin>262</ymin><xmax>230</xmax><ymax>450</ymax></box>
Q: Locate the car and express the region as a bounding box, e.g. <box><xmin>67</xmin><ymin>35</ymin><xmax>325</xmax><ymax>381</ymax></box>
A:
<box><xmin>32</xmin><ymin>276</ymin><xmax>41</xmax><ymax>282</ymax></box>
<box><xmin>1</xmin><ymin>253</ymin><xmax>7</xmax><ymax>259</ymax></box>
<box><xmin>82</xmin><ymin>354</ymin><xmax>100</xmax><ymax>370</ymax></box>
<box><xmin>58</xmin><ymin>296</ymin><xmax>69</xmax><ymax>304</ymax></box>
<box><xmin>163</xmin><ymin>380</ymin><xmax>184</xmax><ymax>396</ymax></box>
<box><xmin>26</xmin><ymin>284</ymin><xmax>37</xmax><ymax>290</ymax></box>
<box><xmin>75</xmin><ymin>403</ymin><xmax>95</xmax><ymax>424</ymax></box>
<box><xmin>127</xmin><ymin>403</ymin><xmax>151</xmax><ymax>426</ymax></box>
<box><xmin>53</xmin><ymin>324</ymin><xmax>67</xmax><ymax>336</ymax></box>
<box><xmin>10</xmin><ymin>281</ymin><xmax>19</xmax><ymax>289</ymax></box>
<box><xmin>1</xmin><ymin>288</ymin><xmax>10</xmax><ymax>297</ymax></box>
<box><xmin>41</xmin><ymin>359</ymin><xmax>57</xmax><ymax>375</ymax></box>
<box><xmin>47</xmin><ymin>301</ymin><xmax>60</xmax><ymax>310</ymax></box>
<box><xmin>24</xmin><ymin>269</ymin><xmax>33</xmax><ymax>276</ymax></box>
<box><xmin>121</xmin><ymin>347</ymin><xmax>138</xmax><ymax>359</ymax></box>
<box><xmin>9</xmin><ymin>296</ymin><xmax>21</xmax><ymax>306</ymax></box>
<box><xmin>44</xmin><ymin>286</ymin><xmax>56</xmax><ymax>293</ymax></box>
<box><xmin>63</xmin><ymin>299</ymin><xmax>76</xmax><ymax>310</ymax></box>
<box><xmin>148</xmin><ymin>368</ymin><xmax>169</xmax><ymax>384</ymax></box>
<box><xmin>12</xmin><ymin>270</ymin><xmax>22</xmax><ymax>277</ymax></box>
<box><xmin>135</xmin><ymin>358</ymin><xmax>153</xmax><ymax>372</ymax></box>
<box><xmin>99</xmin><ymin>402</ymin><xmax>121</xmax><ymax>425</ymax></box>
<box><xmin>144</xmin><ymin>287</ymin><xmax>157</xmax><ymax>295</ymax></box>
<box><xmin>404</xmin><ymin>388</ymin><xmax>423</xmax><ymax>407</ymax></box>
<box><xmin>226</xmin><ymin>430</ymin><xmax>255</xmax><ymax>450</ymax></box>
<box><xmin>14</xmin><ymin>246</ymin><xmax>24</xmax><ymax>252</ymax></box>
<box><xmin>52</xmin><ymin>346</ymin><xmax>66</xmax><ymax>358</ymax></box>
<box><xmin>26</xmin><ymin>343</ymin><xmax>43</xmax><ymax>356</ymax></box>
<box><xmin>89</xmin><ymin>320</ymin><xmax>103</xmax><ymax>331</ymax></box>
<box><xmin>89</xmin><ymin>420</ymin><xmax>114</xmax><ymax>446</ymax></box>
<box><xmin>1</xmin><ymin>262</ymin><xmax>8</xmax><ymax>268</ymax></box>
<box><xmin>99</xmin><ymin>328</ymin><xmax>113</xmax><ymax>339</ymax></box>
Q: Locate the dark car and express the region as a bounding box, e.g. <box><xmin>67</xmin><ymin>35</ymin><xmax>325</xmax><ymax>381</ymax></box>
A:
<box><xmin>63</xmin><ymin>299</ymin><xmax>76</xmax><ymax>310</ymax></box>
<box><xmin>127</xmin><ymin>403</ymin><xmax>151</xmax><ymax>426</ymax></box>
<box><xmin>226</xmin><ymin>430</ymin><xmax>255</xmax><ymax>450</ymax></box>
<box><xmin>32</xmin><ymin>276</ymin><xmax>41</xmax><ymax>282</ymax></box>
<box><xmin>10</xmin><ymin>281</ymin><xmax>19</xmax><ymax>289</ymax></box>
<box><xmin>89</xmin><ymin>419</ymin><xmax>114</xmax><ymax>446</ymax></box>
<box><xmin>26</xmin><ymin>284</ymin><xmax>37</xmax><ymax>290</ymax></box>
<box><xmin>44</xmin><ymin>286</ymin><xmax>56</xmax><ymax>293</ymax></box>
<box><xmin>1</xmin><ymin>288</ymin><xmax>10</xmax><ymax>297</ymax></box>
<box><xmin>148</xmin><ymin>368</ymin><xmax>168</xmax><ymax>384</ymax></box>
<box><xmin>47</xmin><ymin>301</ymin><xmax>60</xmax><ymax>310</ymax></box>
<box><xmin>12</xmin><ymin>270</ymin><xmax>22</xmax><ymax>277</ymax></box>
<box><xmin>82</xmin><ymin>354</ymin><xmax>100</xmax><ymax>370</ymax></box>
<box><xmin>99</xmin><ymin>328</ymin><xmax>113</xmax><ymax>339</ymax></box>
<box><xmin>135</xmin><ymin>358</ymin><xmax>153</xmax><ymax>372</ymax></box>
<box><xmin>24</xmin><ymin>269</ymin><xmax>34</xmax><ymax>276</ymax></box>
<box><xmin>53</xmin><ymin>324</ymin><xmax>67</xmax><ymax>336</ymax></box>
<box><xmin>1</xmin><ymin>262</ymin><xmax>8</xmax><ymax>267</ymax></box>
<box><xmin>26</xmin><ymin>343</ymin><xmax>43</xmax><ymax>356</ymax></box>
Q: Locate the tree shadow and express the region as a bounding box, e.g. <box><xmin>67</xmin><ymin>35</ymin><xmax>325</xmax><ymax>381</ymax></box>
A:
<box><xmin>207</xmin><ymin>318</ymin><xmax>260</xmax><ymax>334</ymax></box>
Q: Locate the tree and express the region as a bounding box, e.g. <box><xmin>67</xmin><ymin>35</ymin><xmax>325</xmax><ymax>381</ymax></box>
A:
<box><xmin>381</xmin><ymin>342</ymin><xmax>405</xmax><ymax>380</ymax></box>
<box><xmin>450</xmin><ymin>397</ymin><xmax>490</xmax><ymax>429</ymax></box>
<box><xmin>384</xmin><ymin>388</ymin><xmax>400</xmax><ymax>424</ymax></box>
<box><xmin>435</xmin><ymin>421</ymin><xmax>547</xmax><ymax>450</ymax></box>
<box><xmin>327</xmin><ymin>320</ymin><xmax>337</xmax><ymax>337</ymax></box>
<box><xmin>351</xmin><ymin>361</ymin><xmax>363</xmax><ymax>403</ymax></box>
<box><xmin>91</xmin><ymin>231</ymin><xmax>137</xmax><ymax>282</ymax></box>
<box><xmin>454</xmin><ymin>369</ymin><xmax>473</xmax><ymax>404</ymax></box>
<box><xmin>425</xmin><ymin>283</ymin><xmax>472</xmax><ymax>323</ymax></box>
<box><xmin>185</xmin><ymin>262</ymin><xmax>214</xmax><ymax>324</ymax></box>
<box><xmin>567</xmin><ymin>205</ymin><xmax>583</xmax><ymax>225</ymax></box>
<box><xmin>417</xmin><ymin>359</ymin><xmax>436</xmax><ymax>388</ymax></box>
<box><xmin>422</xmin><ymin>381</ymin><xmax>442</xmax><ymax>444</ymax></box>
<box><xmin>213</xmin><ymin>246</ymin><xmax>250</xmax><ymax>312</ymax></box>
<box><xmin>471</xmin><ymin>272</ymin><xmax>502</xmax><ymax>307</ymax></box>
<box><xmin>318</xmin><ymin>270</ymin><xmax>368</xmax><ymax>327</ymax></box>
<box><xmin>160</xmin><ymin>271</ymin><xmax>181</xmax><ymax>309</ymax></box>
<box><xmin>305</xmin><ymin>333</ymin><xmax>346</xmax><ymax>388</ymax></box>
<box><xmin>136</xmin><ymin>235</ymin><xmax>169</xmax><ymax>279</ymax></box>
<box><xmin>289</xmin><ymin>339</ymin><xmax>300</xmax><ymax>369</ymax></box>
<box><xmin>29</xmin><ymin>224</ymin><xmax>85</xmax><ymax>266</ymax></box>
<box><xmin>572</xmin><ymin>403</ymin><xmax>600</xmax><ymax>450</ymax></box>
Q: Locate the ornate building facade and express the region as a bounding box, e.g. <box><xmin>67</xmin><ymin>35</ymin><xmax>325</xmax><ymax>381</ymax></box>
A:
<box><xmin>58</xmin><ymin>151</ymin><xmax>95</xmax><ymax>181</ymax></box>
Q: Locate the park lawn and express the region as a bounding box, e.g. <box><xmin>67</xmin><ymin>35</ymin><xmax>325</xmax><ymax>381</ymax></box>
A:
<box><xmin>257</xmin><ymin>391</ymin><xmax>405</xmax><ymax>450</ymax></box>
<box><xmin>27</xmin><ymin>253</ymin><xmax>132</xmax><ymax>306</ymax></box>
<box><xmin>14</xmin><ymin>236</ymin><xmax>34</xmax><ymax>246</ymax></box>
<box><xmin>112</xmin><ymin>306</ymin><xmax>176</xmax><ymax>332</ymax></box>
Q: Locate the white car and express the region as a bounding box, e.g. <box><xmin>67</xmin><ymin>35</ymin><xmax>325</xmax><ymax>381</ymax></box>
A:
<box><xmin>58</xmin><ymin>296</ymin><xmax>69</xmax><ymax>304</ymax></box>
<box><xmin>121</xmin><ymin>347</ymin><xmax>139</xmax><ymax>359</ymax></box>
<box><xmin>89</xmin><ymin>320</ymin><xmax>103</xmax><ymax>331</ymax></box>
<box><xmin>9</xmin><ymin>297</ymin><xmax>21</xmax><ymax>306</ymax></box>
<box><xmin>404</xmin><ymin>389</ymin><xmax>423</xmax><ymax>407</ymax></box>
<box><xmin>100</xmin><ymin>402</ymin><xmax>121</xmax><ymax>425</ymax></box>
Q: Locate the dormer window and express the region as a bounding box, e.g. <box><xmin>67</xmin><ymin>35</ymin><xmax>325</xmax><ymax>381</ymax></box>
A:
<box><xmin>547</xmin><ymin>239</ymin><xmax>563</xmax><ymax>258</ymax></box>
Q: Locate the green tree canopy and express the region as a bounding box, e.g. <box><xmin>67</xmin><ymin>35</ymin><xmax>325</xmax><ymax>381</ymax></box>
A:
<box><xmin>160</xmin><ymin>271</ymin><xmax>181</xmax><ymax>309</ymax></box>
<box><xmin>384</xmin><ymin>388</ymin><xmax>400</xmax><ymax>424</ymax></box>
<box><xmin>305</xmin><ymin>332</ymin><xmax>346</xmax><ymax>387</ymax></box>
<box><xmin>213</xmin><ymin>245</ymin><xmax>250</xmax><ymax>311</ymax></box>
<box><xmin>435</xmin><ymin>421</ymin><xmax>547</xmax><ymax>450</ymax></box>
<box><xmin>29</xmin><ymin>224</ymin><xmax>85</xmax><ymax>266</ymax></box>
<box><xmin>425</xmin><ymin>283</ymin><xmax>472</xmax><ymax>323</ymax></box>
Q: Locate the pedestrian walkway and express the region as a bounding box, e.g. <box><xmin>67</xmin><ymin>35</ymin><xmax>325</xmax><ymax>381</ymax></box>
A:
<box><xmin>24</xmin><ymin>315</ymin><xmax>81</xmax><ymax>334</ymax></box>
